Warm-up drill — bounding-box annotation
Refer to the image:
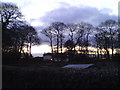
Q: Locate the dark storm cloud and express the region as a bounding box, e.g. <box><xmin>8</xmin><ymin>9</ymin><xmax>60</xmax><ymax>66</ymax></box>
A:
<box><xmin>40</xmin><ymin>5</ymin><xmax>117</xmax><ymax>26</ymax></box>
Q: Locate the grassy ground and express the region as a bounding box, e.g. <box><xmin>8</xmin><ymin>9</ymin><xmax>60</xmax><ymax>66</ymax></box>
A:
<box><xmin>2</xmin><ymin>59</ymin><xmax>120</xmax><ymax>88</ymax></box>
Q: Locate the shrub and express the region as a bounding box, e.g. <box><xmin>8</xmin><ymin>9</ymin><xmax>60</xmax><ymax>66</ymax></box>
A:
<box><xmin>2</xmin><ymin>52</ymin><xmax>21</xmax><ymax>65</ymax></box>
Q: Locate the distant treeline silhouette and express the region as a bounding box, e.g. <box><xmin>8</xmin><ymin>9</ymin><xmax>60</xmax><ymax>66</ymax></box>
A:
<box><xmin>42</xmin><ymin>20</ymin><xmax>120</xmax><ymax>60</ymax></box>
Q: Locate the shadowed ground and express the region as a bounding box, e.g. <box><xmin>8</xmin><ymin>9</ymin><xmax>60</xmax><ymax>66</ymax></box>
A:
<box><xmin>2</xmin><ymin>60</ymin><xmax>120</xmax><ymax>88</ymax></box>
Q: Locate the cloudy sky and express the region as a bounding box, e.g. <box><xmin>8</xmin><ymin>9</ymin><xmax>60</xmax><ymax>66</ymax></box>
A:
<box><xmin>1</xmin><ymin>0</ymin><xmax>119</xmax><ymax>56</ymax></box>
<box><xmin>1</xmin><ymin>0</ymin><xmax>119</xmax><ymax>27</ymax></box>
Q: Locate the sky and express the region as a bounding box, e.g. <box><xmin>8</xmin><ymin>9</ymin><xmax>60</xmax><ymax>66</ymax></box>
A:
<box><xmin>1</xmin><ymin>0</ymin><xmax>119</xmax><ymax>57</ymax></box>
<box><xmin>1</xmin><ymin>0</ymin><xmax>119</xmax><ymax>26</ymax></box>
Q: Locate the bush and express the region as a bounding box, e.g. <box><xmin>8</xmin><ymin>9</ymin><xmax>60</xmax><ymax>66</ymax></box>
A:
<box><xmin>2</xmin><ymin>52</ymin><xmax>21</xmax><ymax>65</ymax></box>
<box><xmin>112</xmin><ymin>53</ymin><xmax>120</xmax><ymax>61</ymax></box>
<box><xmin>69</xmin><ymin>54</ymin><xmax>90</xmax><ymax>63</ymax></box>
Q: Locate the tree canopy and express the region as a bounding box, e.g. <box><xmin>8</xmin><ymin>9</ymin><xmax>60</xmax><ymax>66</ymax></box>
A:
<box><xmin>1</xmin><ymin>2</ymin><xmax>41</xmax><ymax>57</ymax></box>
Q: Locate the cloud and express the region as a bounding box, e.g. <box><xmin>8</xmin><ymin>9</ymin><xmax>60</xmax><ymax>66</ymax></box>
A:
<box><xmin>29</xmin><ymin>2</ymin><xmax>118</xmax><ymax>43</ymax></box>
<box><xmin>38</xmin><ymin>4</ymin><xmax>118</xmax><ymax>43</ymax></box>
<box><xmin>40</xmin><ymin>4</ymin><xmax>117</xmax><ymax>27</ymax></box>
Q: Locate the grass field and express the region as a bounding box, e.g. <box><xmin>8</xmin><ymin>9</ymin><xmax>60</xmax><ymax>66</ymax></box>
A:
<box><xmin>2</xmin><ymin>59</ymin><xmax>120</xmax><ymax>88</ymax></box>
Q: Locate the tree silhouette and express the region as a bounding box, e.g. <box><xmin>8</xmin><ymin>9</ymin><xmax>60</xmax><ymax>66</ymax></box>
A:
<box><xmin>42</xmin><ymin>26</ymin><xmax>55</xmax><ymax>53</ymax></box>
<box><xmin>42</xmin><ymin>22</ymin><xmax>66</xmax><ymax>54</ymax></box>
<box><xmin>97</xmin><ymin>19</ymin><xmax>117</xmax><ymax>58</ymax></box>
<box><xmin>1</xmin><ymin>2</ymin><xmax>23</xmax><ymax>53</ymax></box>
<box><xmin>51</xmin><ymin>22</ymin><xmax>66</xmax><ymax>53</ymax></box>
<box><xmin>64</xmin><ymin>39</ymin><xmax>74</xmax><ymax>51</ymax></box>
<box><xmin>2</xmin><ymin>2</ymin><xmax>41</xmax><ymax>64</ymax></box>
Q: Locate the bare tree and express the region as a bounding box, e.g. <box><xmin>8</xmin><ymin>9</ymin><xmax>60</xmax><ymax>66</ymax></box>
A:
<box><xmin>80</xmin><ymin>22</ymin><xmax>94</xmax><ymax>54</ymax></box>
<box><xmin>95</xmin><ymin>29</ymin><xmax>110</xmax><ymax>59</ymax></box>
<box><xmin>42</xmin><ymin>22</ymin><xmax>66</xmax><ymax>54</ymax></box>
<box><xmin>42</xmin><ymin>26</ymin><xmax>55</xmax><ymax>53</ymax></box>
<box><xmin>51</xmin><ymin>22</ymin><xmax>66</xmax><ymax>53</ymax></box>
<box><xmin>98</xmin><ymin>19</ymin><xmax>117</xmax><ymax>57</ymax></box>
<box><xmin>75</xmin><ymin>24</ymin><xmax>85</xmax><ymax>51</ymax></box>
<box><xmin>1</xmin><ymin>2</ymin><xmax>23</xmax><ymax>52</ymax></box>
<box><xmin>1</xmin><ymin>2</ymin><xmax>41</xmax><ymax>57</ymax></box>
<box><xmin>26</xmin><ymin>25</ymin><xmax>41</xmax><ymax>56</ymax></box>
<box><xmin>1</xmin><ymin>2</ymin><xmax>23</xmax><ymax>30</ymax></box>
<box><xmin>94</xmin><ymin>32</ymin><xmax>108</xmax><ymax>59</ymax></box>
<box><xmin>66</xmin><ymin>24</ymin><xmax>77</xmax><ymax>50</ymax></box>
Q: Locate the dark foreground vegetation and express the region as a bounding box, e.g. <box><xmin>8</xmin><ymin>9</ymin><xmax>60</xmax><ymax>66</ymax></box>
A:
<box><xmin>2</xmin><ymin>55</ymin><xmax>120</xmax><ymax>88</ymax></box>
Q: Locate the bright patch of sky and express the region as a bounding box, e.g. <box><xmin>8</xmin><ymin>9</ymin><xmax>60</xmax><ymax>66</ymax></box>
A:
<box><xmin>31</xmin><ymin>44</ymin><xmax>51</xmax><ymax>54</ymax></box>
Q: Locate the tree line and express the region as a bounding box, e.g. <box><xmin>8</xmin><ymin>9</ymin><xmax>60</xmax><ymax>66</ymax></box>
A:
<box><xmin>42</xmin><ymin>20</ymin><xmax>120</xmax><ymax>59</ymax></box>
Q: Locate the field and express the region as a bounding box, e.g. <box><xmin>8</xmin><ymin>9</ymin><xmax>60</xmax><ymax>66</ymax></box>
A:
<box><xmin>2</xmin><ymin>59</ymin><xmax>120</xmax><ymax>88</ymax></box>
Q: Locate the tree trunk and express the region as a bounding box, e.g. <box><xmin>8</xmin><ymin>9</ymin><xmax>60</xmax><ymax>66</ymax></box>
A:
<box><xmin>60</xmin><ymin>39</ymin><xmax>63</xmax><ymax>53</ymax></box>
<box><xmin>29</xmin><ymin>37</ymin><xmax>32</xmax><ymax>56</ymax></box>
<box><xmin>50</xmin><ymin>38</ymin><xmax>53</xmax><ymax>53</ymax></box>
<box><xmin>97</xmin><ymin>48</ymin><xmax>99</xmax><ymax>59</ymax></box>
<box><xmin>85</xmin><ymin>34</ymin><xmax>89</xmax><ymax>55</ymax></box>
<box><xmin>106</xmin><ymin>49</ymin><xmax>110</xmax><ymax>59</ymax></box>
<box><xmin>19</xmin><ymin>41</ymin><xmax>24</xmax><ymax>54</ymax></box>
<box><xmin>59</xmin><ymin>34</ymin><xmax>63</xmax><ymax>53</ymax></box>
<box><xmin>57</xmin><ymin>34</ymin><xmax>59</xmax><ymax>54</ymax></box>
<box><xmin>111</xmin><ymin>38</ymin><xmax>114</xmax><ymax>57</ymax></box>
<box><xmin>30</xmin><ymin>42</ymin><xmax>31</xmax><ymax>56</ymax></box>
<box><xmin>111</xmin><ymin>46</ymin><xmax>114</xmax><ymax>57</ymax></box>
<box><xmin>100</xmin><ymin>50</ymin><xmax>102</xmax><ymax>59</ymax></box>
<box><xmin>27</xmin><ymin>44</ymin><xmax>29</xmax><ymax>53</ymax></box>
